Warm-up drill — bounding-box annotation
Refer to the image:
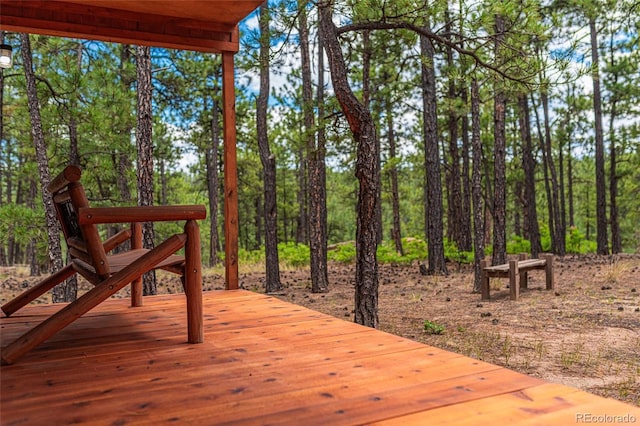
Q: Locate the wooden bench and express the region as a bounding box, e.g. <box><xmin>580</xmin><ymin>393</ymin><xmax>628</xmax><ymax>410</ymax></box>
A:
<box><xmin>480</xmin><ymin>253</ymin><xmax>554</xmax><ymax>300</ymax></box>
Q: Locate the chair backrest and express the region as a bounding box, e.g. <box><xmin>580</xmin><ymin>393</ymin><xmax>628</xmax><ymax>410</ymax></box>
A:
<box><xmin>49</xmin><ymin>165</ymin><xmax>110</xmax><ymax>280</ymax></box>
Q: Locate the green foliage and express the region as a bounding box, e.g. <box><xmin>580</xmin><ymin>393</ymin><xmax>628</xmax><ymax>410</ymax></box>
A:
<box><xmin>377</xmin><ymin>238</ymin><xmax>427</xmax><ymax>264</ymax></box>
<box><xmin>237</xmin><ymin>242</ymin><xmax>311</xmax><ymax>268</ymax></box>
<box><xmin>238</xmin><ymin>247</ymin><xmax>266</xmax><ymax>265</ymax></box>
<box><xmin>444</xmin><ymin>239</ymin><xmax>474</xmax><ymax>264</ymax></box>
<box><xmin>566</xmin><ymin>226</ymin><xmax>597</xmax><ymax>254</ymax></box>
<box><xmin>277</xmin><ymin>242</ymin><xmax>310</xmax><ymax>268</ymax></box>
<box><xmin>423</xmin><ymin>320</ymin><xmax>445</xmax><ymax>335</ymax></box>
<box><xmin>504</xmin><ymin>226</ymin><xmax>598</xmax><ymax>255</ymax></box>
<box><xmin>328</xmin><ymin>238</ymin><xmax>429</xmax><ymax>265</ymax></box>
<box><xmin>402</xmin><ymin>238</ymin><xmax>429</xmax><ymax>262</ymax></box>
<box><xmin>539</xmin><ymin>223</ymin><xmax>552</xmax><ymax>253</ymax></box>
<box><xmin>0</xmin><ymin>204</ymin><xmax>46</xmax><ymax>244</ymax></box>
<box><xmin>328</xmin><ymin>242</ymin><xmax>357</xmax><ymax>264</ymax></box>
<box><xmin>506</xmin><ymin>235</ymin><xmax>531</xmax><ymax>254</ymax></box>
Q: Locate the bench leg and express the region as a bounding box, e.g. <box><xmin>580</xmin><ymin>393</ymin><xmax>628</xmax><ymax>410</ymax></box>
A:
<box><xmin>480</xmin><ymin>260</ymin><xmax>490</xmax><ymax>300</ymax></box>
<box><xmin>518</xmin><ymin>253</ymin><xmax>528</xmax><ymax>289</ymax></box>
<box><xmin>544</xmin><ymin>253</ymin><xmax>554</xmax><ymax>290</ymax></box>
<box><xmin>509</xmin><ymin>259</ymin><xmax>519</xmax><ymax>300</ymax></box>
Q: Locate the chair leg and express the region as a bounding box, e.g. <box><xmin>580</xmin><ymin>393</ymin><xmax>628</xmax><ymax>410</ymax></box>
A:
<box><xmin>1</xmin><ymin>234</ymin><xmax>186</xmax><ymax>365</ymax></box>
<box><xmin>2</xmin><ymin>264</ymin><xmax>75</xmax><ymax>317</ymax></box>
<box><xmin>184</xmin><ymin>220</ymin><xmax>203</xmax><ymax>344</ymax></box>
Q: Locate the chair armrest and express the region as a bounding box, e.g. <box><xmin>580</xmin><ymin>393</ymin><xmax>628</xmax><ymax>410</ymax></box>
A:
<box><xmin>78</xmin><ymin>205</ymin><xmax>206</xmax><ymax>225</ymax></box>
<box><xmin>103</xmin><ymin>229</ymin><xmax>132</xmax><ymax>252</ymax></box>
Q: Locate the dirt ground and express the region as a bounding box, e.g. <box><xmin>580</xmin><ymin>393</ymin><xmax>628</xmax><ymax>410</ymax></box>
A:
<box><xmin>2</xmin><ymin>253</ymin><xmax>639</xmax><ymax>406</ymax></box>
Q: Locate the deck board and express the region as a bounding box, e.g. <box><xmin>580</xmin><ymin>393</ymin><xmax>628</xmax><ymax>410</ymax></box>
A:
<box><xmin>2</xmin><ymin>290</ymin><xmax>638</xmax><ymax>425</ymax></box>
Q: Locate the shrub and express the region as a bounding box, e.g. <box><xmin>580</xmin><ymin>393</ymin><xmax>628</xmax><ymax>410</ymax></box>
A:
<box><xmin>566</xmin><ymin>226</ymin><xmax>596</xmax><ymax>254</ymax></box>
<box><xmin>423</xmin><ymin>320</ymin><xmax>445</xmax><ymax>335</ymax></box>
<box><xmin>327</xmin><ymin>241</ymin><xmax>356</xmax><ymax>263</ymax></box>
<box><xmin>238</xmin><ymin>247</ymin><xmax>265</xmax><ymax>264</ymax></box>
<box><xmin>278</xmin><ymin>242</ymin><xmax>310</xmax><ymax>267</ymax></box>
<box><xmin>377</xmin><ymin>237</ymin><xmax>427</xmax><ymax>264</ymax></box>
<box><xmin>444</xmin><ymin>239</ymin><xmax>474</xmax><ymax>264</ymax></box>
<box><xmin>507</xmin><ymin>235</ymin><xmax>530</xmax><ymax>254</ymax></box>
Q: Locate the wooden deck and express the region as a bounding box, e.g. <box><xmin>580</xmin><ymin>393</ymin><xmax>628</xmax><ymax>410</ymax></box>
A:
<box><xmin>2</xmin><ymin>290</ymin><xmax>638</xmax><ymax>425</ymax></box>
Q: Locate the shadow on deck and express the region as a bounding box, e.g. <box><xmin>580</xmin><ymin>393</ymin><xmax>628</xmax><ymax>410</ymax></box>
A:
<box><xmin>2</xmin><ymin>290</ymin><xmax>638</xmax><ymax>425</ymax></box>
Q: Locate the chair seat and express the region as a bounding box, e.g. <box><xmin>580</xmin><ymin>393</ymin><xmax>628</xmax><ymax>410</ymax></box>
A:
<box><xmin>107</xmin><ymin>249</ymin><xmax>185</xmax><ymax>273</ymax></box>
<box><xmin>72</xmin><ymin>249</ymin><xmax>185</xmax><ymax>283</ymax></box>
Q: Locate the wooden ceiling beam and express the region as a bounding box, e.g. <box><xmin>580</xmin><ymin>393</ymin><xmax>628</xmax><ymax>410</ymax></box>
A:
<box><xmin>0</xmin><ymin>0</ymin><xmax>242</xmax><ymax>53</ymax></box>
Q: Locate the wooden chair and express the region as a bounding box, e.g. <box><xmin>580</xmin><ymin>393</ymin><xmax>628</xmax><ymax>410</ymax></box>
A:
<box><xmin>1</xmin><ymin>165</ymin><xmax>206</xmax><ymax>364</ymax></box>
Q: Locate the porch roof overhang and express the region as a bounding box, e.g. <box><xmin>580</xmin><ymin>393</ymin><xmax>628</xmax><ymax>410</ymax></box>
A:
<box><xmin>0</xmin><ymin>0</ymin><xmax>263</xmax><ymax>53</ymax></box>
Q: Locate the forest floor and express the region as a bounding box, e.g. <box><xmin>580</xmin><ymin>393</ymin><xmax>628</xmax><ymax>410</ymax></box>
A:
<box><xmin>2</xmin><ymin>253</ymin><xmax>639</xmax><ymax>407</ymax></box>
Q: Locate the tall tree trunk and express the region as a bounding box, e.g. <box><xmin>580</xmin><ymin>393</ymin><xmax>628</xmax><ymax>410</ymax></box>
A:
<box><xmin>608</xmin><ymin>100</ymin><xmax>621</xmax><ymax>254</ymax></box>
<box><xmin>589</xmin><ymin>18</ymin><xmax>608</xmax><ymax>255</ymax></box>
<box><xmin>300</xmin><ymin>1</ymin><xmax>328</xmax><ymax>293</ymax></box>
<box><xmin>471</xmin><ymin>78</ymin><xmax>485</xmax><ymax>292</ymax></box>
<box><xmin>565</xmin><ymin>88</ymin><xmax>575</xmax><ymax>230</ymax></box>
<box><xmin>558</xmin><ymin>138</ymin><xmax>566</xmax><ymax>240</ymax></box>
<box><xmin>541</xmin><ymin>89</ymin><xmax>565</xmax><ymax>256</ymax></box>
<box><xmin>27</xmin><ymin>179</ymin><xmax>40</xmax><ymax>275</ymax></box>
<box><xmin>459</xmin><ymin>86</ymin><xmax>472</xmax><ymax>252</ymax></box>
<box><xmin>117</xmin><ymin>45</ymin><xmax>133</xmax><ymax>206</ymax></box>
<box><xmin>444</xmin><ymin>10</ymin><xmax>463</xmax><ymax>251</ymax></box>
<box><xmin>158</xmin><ymin>159</ymin><xmax>167</xmax><ymax>205</ymax></box>
<box><xmin>567</xmin><ymin>138</ymin><xmax>575</xmax><ymax>228</ymax></box>
<box><xmin>607</xmin><ymin>69</ymin><xmax>621</xmax><ymax>254</ymax></box>
<box><xmin>136</xmin><ymin>45</ymin><xmax>156</xmax><ymax>295</ymax></box>
<box><xmin>361</xmin><ymin>30</ymin><xmax>382</xmax><ymax>245</ymax></box>
<box><xmin>254</xmin><ymin>192</ymin><xmax>263</xmax><ymax>250</ymax></box>
<box><xmin>257</xmin><ymin>4</ymin><xmax>282</xmax><ymax>293</ymax></box>
<box><xmin>295</xmin><ymin>145</ymin><xmax>307</xmax><ymax>244</ymax></box>
<box><xmin>62</xmin><ymin>41</ymin><xmax>83</xmax><ymax>300</ymax></box>
<box><xmin>531</xmin><ymin>93</ymin><xmax>554</xmax><ymax>252</ymax></box>
<box><xmin>111</xmin><ymin>45</ymin><xmax>134</xmax><ymax>249</ymax></box>
<box><xmin>206</xmin><ymin>74</ymin><xmax>221</xmax><ymax>266</ymax></box>
<box><xmin>319</xmin><ymin>2</ymin><xmax>380</xmax><ymax>327</ymax></box>
<box><xmin>518</xmin><ymin>94</ymin><xmax>542</xmax><ymax>257</ymax></box>
<box><xmin>514</xmin><ymin>179</ymin><xmax>522</xmax><ymax>237</ymax></box>
<box><xmin>0</xmin><ymin>31</ymin><xmax>7</xmax><ymax>266</ymax></box>
<box><xmin>386</xmin><ymin>100</ymin><xmax>403</xmax><ymax>256</ymax></box>
<box><xmin>20</xmin><ymin>33</ymin><xmax>65</xmax><ymax>299</ymax></box>
<box><xmin>68</xmin><ymin>42</ymin><xmax>82</xmax><ymax>166</ymax></box>
<box><xmin>420</xmin><ymin>27</ymin><xmax>448</xmax><ymax>275</ymax></box>
<box><xmin>492</xmin><ymin>14</ymin><xmax>507</xmax><ymax>266</ymax></box>
<box><xmin>295</xmin><ymin>19</ymin><xmax>308</xmax><ymax>247</ymax></box>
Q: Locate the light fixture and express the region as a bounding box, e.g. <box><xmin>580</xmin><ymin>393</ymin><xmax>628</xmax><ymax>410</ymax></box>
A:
<box><xmin>0</xmin><ymin>44</ymin><xmax>13</xmax><ymax>69</ymax></box>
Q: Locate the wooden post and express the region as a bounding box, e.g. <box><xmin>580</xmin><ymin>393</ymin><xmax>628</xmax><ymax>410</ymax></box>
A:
<box><xmin>222</xmin><ymin>50</ymin><xmax>239</xmax><ymax>290</ymax></box>
<box><xmin>544</xmin><ymin>253</ymin><xmax>554</xmax><ymax>290</ymax></box>
<box><xmin>518</xmin><ymin>252</ymin><xmax>528</xmax><ymax>289</ymax></box>
<box><xmin>480</xmin><ymin>259</ymin><xmax>490</xmax><ymax>300</ymax></box>
<box><xmin>509</xmin><ymin>259</ymin><xmax>519</xmax><ymax>300</ymax></box>
<box><xmin>184</xmin><ymin>220</ymin><xmax>204</xmax><ymax>343</ymax></box>
<box><xmin>131</xmin><ymin>222</ymin><xmax>143</xmax><ymax>307</ymax></box>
